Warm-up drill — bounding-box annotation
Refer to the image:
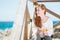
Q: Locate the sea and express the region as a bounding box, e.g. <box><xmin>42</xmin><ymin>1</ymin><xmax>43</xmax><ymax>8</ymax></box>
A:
<box><xmin>0</xmin><ymin>21</ymin><xmax>59</xmax><ymax>30</ymax></box>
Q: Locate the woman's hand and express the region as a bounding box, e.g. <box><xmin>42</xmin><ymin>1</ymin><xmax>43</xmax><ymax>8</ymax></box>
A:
<box><xmin>43</xmin><ymin>30</ymin><xmax>48</xmax><ymax>36</ymax></box>
<box><xmin>42</xmin><ymin>28</ymin><xmax>48</xmax><ymax>36</ymax></box>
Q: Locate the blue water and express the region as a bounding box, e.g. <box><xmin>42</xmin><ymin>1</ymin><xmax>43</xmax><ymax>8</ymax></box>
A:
<box><xmin>0</xmin><ymin>21</ymin><xmax>59</xmax><ymax>30</ymax></box>
<box><xmin>53</xmin><ymin>21</ymin><xmax>58</xmax><ymax>25</ymax></box>
<box><xmin>0</xmin><ymin>22</ymin><xmax>14</xmax><ymax>30</ymax></box>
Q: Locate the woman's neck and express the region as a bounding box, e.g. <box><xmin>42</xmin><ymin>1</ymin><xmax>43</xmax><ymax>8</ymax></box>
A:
<box><xmin>41</xmin><ymin>16</ymin><xmax>48</xmax><ymax>23</ymax></box>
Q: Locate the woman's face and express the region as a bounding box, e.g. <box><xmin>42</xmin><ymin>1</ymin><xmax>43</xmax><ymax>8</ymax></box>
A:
<box><xmin>37</xmin><ymin>7</ymin><xmax>45</xmax><ymax>17</ymax></box>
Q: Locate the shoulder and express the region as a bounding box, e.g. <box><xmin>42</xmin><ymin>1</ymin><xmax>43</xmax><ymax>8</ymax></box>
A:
<box><xmin>47</xmin><ymin>17</ymin><xmax>53</xmax><ymax>27</ymax></box>
<box><xmin>43</xmin><ymin>17</ymin><xmax>53</xmax><ymax>29</ymax></box>
<box><xmin>44</xmin><ymin>16</ymin><xmax>53</xmax><ymax>27</ymax></box>
<box><xmin>47</xmin><ymin>17</ymin><xmax>53</xmax><ymax>23</ymax></box>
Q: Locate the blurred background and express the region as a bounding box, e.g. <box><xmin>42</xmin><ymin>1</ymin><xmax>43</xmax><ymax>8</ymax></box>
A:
<box><xmin>0</xmin><ymin>0</ymin><xmax>60</xmax><ymax>40</ymax></box>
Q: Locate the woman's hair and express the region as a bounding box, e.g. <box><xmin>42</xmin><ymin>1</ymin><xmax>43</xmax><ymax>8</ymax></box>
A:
<box><xmin>34</xmin><ymin>16</ymin><xmax>42</xmax><ymax>28</ymax></box>
<box><xmin>33</xmin><ymin>2</ymin><xmax>38</xmax><ymax>6</ymax></box>
<box><xmin>38</xmin><ymin>4</ymin><xmax>46</xmax><ymax>14</ymax></box>
<box><xmin>34</xmin><ymin>4</ymin><xmax>46</xmax><ymax>28</ymax></box>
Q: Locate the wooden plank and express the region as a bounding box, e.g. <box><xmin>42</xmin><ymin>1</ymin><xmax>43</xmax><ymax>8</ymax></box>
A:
<box><xmin>37</xmin><ymin>0</ymin><xmax>60</xmax><ymax>2</ymax></box>
<box><xmin>46</xmin><ymin>8</ymin><xmax>60</xmax><ymax>19</ymax></box>
<box><xmin>30</xmin><ymin>0</ymin><xmax>37</xmax><ymax>2</ymax></box>
<box><xmin>30</xmin><ymin>0</ymin><xmax>60</xmax><ymax>2</ymax></box>
<box><xmin>54</xmin><ymin>22</ymin><xmax>60</xmax><ymax>28</ymax></box>
<box><xmin>24</xmin><ymin>4</ymin><xmax>30</xmax><ymax>40</ymax></box>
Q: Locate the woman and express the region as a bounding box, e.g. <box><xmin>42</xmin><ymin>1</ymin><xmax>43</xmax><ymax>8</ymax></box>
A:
<box><xmin>32</xmin><ymin>4</ymin><xmax>53</xmax><ymax>40</ymax></box>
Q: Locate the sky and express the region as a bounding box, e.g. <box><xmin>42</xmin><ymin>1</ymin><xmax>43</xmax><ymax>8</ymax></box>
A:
<box><xmin>0</xmin><ymin>0</ymin><xmax>20</xmax><ymax>21</ymax></box>
<box><xmin>0</xmin><ymin>0</ymin><xmax>60</xmax><ymax>21</ymax></box>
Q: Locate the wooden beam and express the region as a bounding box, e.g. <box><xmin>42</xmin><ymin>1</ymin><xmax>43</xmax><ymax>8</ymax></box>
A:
<box><xmin>24</xmin><ymin>4</ymin><xmax>30</xmax><ymax>40</ymax></box>
<box><xmin>53</xmin><ymin>22</ymin><xmax>60</xmax><ymax>28</ymax></box>
<box><xmin>30</xmin><ymin>0</ymin><xmax>37</xmax><ymax>2</ymax></box>
<box><xmin>27</xmin><ymin>8</ymin><xmax>30</xmax><ymax>21</ymax></box>
<box><xmin>37</xmin><ymin>0</ymin><xmax>60</xmax><ymax>2</ymax></box>
<box><xmin>46</xmin><ymin>8</ymin><xmax>60</xmax><ymax>19</ymax></box>
<box><xmin>30</xmin><ymin>0</ymin><xmax>60</xmax><ymax>2</ymax></box>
